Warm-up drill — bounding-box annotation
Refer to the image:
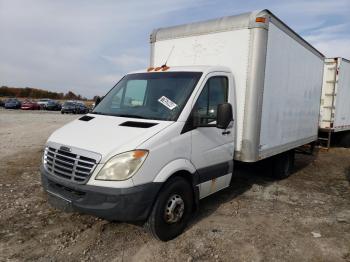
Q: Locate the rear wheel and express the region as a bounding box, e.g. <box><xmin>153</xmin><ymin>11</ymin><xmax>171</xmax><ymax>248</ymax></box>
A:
<box><xmin>145</xmin><ymin>177</ymin><xmax>193</xmax><ymax>241</ymax></box>
<box><xmin>271</xmin><ymin>150</ymin><xmax>295</xmax><ymax>179</ymax></box>
<box><xmin>339</xmin><ymin>131</ymin><xmax>350</xmax><ymax>148</ymax></box>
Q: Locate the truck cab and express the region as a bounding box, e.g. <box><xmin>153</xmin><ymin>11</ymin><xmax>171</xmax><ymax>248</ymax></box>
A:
<box><xmin>41</xmin><ymin>66</ymin><xmax>236</xmax><ymax>241</ymax></box>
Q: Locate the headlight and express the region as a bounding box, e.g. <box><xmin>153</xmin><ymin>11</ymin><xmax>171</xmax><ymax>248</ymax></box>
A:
<box><xmin>95</xmin><ymin>150</ymin><xmax>148</xmax><ymax>181</ymax></box>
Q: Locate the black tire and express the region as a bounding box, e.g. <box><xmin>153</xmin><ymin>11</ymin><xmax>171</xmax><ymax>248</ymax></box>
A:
<box><xmin>339</xmin><ymin>132</ymin><xmax>350</xmax><ymax>148</ymax></box>
<box><xmin>271</xmin><ymin>150</ymin><xmax>295</xmax><ymax>179</ymax></box>
<box><xmin>145</xmin><ymin>177</ymin><xmax>193</xmax><ymax>241</ymax></box>
<box><xmin>61</xmin><ymin>111</ymin><xmax>64</xmax><ymax>114</ymax></box>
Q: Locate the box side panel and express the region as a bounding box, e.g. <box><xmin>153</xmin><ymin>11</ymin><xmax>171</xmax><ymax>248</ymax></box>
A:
<box><xmin>333</xmin><ymin>59</ymin><xmax>350</xmax><ymax>131</ymax></box>
<box><xmin>259</xmin><ymin>23</ymin><xmax>323</xmax><ymax>158</ymax></box>
<box><xmin>152</xmin><ymin>29</ymin><xmax>251</xmax><ymax>152</ymax></box>
<box><xmin>319</xmin><ymin>58</ymin><xmax>337</xmax><ymax>129</ymax></box>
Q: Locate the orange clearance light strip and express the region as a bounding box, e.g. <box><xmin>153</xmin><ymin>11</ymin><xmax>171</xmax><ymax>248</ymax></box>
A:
<box><xmin>154</xmin><ymin>67</ymin><xmax>162</xmax><ymax>71</ymax></box>
<box><xmin>147</xmin><ymin>67</ymin><xmax>154</xmax><ymax>72</ymax></box>
<box><xmin>255</xmin><ymin>17</ymin><xmax>266</xmax><ymax>23</ymax></box>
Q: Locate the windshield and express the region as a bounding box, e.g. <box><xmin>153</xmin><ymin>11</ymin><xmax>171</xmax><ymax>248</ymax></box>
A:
<box><xmin>93</xmin><ymin>72</ymin><xmax>202</xmax><ymax>121</ymax></box>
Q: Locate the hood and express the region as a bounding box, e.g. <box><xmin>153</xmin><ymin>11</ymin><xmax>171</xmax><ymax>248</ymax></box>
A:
<box><xmin>47</xmin><ymin>114</ymin><xmax>173</xmax><ymax>163</ymax></box>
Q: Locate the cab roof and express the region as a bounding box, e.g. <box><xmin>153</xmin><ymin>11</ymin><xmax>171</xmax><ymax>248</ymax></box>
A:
<box><xmin>129</xmin><ymin>65</ymin><xmax>231</xmax><ymax>75</ymax></box>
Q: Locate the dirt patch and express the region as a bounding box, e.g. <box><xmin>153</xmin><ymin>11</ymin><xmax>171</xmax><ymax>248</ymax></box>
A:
<box><xmin>0</xmin><ymin>110</ymin><xmax>350</xmax><ymax>261</ymax></box>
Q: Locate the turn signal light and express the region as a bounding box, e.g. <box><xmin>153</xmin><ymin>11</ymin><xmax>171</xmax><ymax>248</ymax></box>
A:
<box><xmin>133</xmin><ymin>150</ymin><xmax>148</xmax><ymax>159</ymax></box>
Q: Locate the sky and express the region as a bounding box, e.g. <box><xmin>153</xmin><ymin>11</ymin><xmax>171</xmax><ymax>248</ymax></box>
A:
<box><xmin>0</xmin><ymin>0</ymin><xmax>350</xmax><ymax>98</ymax></box>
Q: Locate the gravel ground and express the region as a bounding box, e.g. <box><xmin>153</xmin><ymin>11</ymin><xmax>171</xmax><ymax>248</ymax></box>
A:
<box><xmin>0</xmin><ymin>109</ymin><xmax>349</xmax><ymax>262</ymax></box>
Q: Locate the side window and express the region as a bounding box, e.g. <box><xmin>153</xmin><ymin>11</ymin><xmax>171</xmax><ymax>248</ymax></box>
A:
<box><xmin>194</xmin><ymin>76</ymin><xmax>228</xmax><ymax>124</ymax></box>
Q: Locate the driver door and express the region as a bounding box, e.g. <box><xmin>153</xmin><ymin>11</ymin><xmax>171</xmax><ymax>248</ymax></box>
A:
<box><xmin>190</xmin><ymin>73</ymin><xmax>234</xmax><ymax>199</ymax></box>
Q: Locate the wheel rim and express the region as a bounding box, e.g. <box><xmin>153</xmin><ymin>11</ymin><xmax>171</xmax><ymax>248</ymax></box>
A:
<box><xmin>164</xmin><ymin>194</ymin><xmax>185</xmax><ymax>224</ymax></box>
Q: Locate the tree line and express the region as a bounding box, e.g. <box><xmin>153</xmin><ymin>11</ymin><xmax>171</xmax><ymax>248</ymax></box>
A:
<box><xmin>0</xmin><ymin>86</ymin><xmax>89</xmax><ymax>100</ymax></box>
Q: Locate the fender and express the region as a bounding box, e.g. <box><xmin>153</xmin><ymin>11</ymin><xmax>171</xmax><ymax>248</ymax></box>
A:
<box><xmin>153</xmin><ymin>158</ymin><xmax>197</xmax><ymax>183</ymax></box>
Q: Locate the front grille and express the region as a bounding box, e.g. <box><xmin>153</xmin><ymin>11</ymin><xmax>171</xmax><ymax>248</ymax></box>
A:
<box><xmin>44</xmin><ymin>146</ymin><xmax>98</xmax><ymax>184</ymax></box>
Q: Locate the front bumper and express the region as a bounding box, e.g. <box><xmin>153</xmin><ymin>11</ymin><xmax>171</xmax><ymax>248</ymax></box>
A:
<box><xmin>41</xmin><ymin>166</ymin><xmax>161</xmax><ymax>221</ymax></box>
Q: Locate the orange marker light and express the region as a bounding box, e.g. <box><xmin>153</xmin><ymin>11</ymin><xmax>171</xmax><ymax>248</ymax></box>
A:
<box><xmin>255</xmin><ymin>17</ymin><xmax>266</xmax><ymax>23</ymax></box>
<box><xmin>161</xmin><ymin>66</ymin><xmax>170</xmax><ymax>71</ymax></box>
<box><xmin>133</xmin><ymin>150</ymin><xmax>147</xmax><ymax>159</ymax></box>
<box><xmin>154</xmin><ymin>67</ymin><xmax>162</xmax><ymax>71</ymax></box>
<box><xmin>147</xmin><ymin>67</ymin><xmax>154</xmax><ymax>72</ymax></box>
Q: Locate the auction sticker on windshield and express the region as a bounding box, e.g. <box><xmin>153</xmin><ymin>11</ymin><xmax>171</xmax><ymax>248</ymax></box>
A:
<box><xmin>158</xmin><ymin>96</ymin><xmax>177</xmax><ymax>110</ymax></box>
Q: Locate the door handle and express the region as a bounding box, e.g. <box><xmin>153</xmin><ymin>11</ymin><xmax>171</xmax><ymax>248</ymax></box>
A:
<box><xmin>222</xmin><ymin>130</ymin><xmax>231</xmax><ymax>135</ymax></box>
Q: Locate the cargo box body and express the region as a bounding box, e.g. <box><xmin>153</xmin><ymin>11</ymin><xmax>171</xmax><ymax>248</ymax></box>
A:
<box><xmin>150</xmin><ymin>9</ymin><xmax>324</xmax><ymax>162</ymax></box>
<box><xmin>319</xmin><ymin>58</ymin><xmax>350</xmax><ymax>132</ymax></box>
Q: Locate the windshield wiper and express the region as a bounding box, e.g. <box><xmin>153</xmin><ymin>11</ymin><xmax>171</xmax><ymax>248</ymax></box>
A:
<box><xmin>91</xmin><ymin>112</ymin><xmax>161</xmax><ymax>120</ymax></box>
<box><xmin>114</xmin><ymin>114</ymin><xmax>145</xmax><ymax>119</ymax></box>
<box><xmin>91</xmin><ymin>111</ymin><xmax>109</xmax><ymax>116</ymax></box>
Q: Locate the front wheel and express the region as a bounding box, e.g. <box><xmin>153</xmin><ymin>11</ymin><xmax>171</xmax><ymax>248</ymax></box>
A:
<box><xmin>145</xmin><ymin>177</ymin><xmax>193</xmax><ymax>241</ymax></box>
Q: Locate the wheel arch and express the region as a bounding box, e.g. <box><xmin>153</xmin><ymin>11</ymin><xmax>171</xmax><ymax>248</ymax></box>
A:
<box><xmin>152</xmin><ymin>158</ymin><xmax>197</xmax><ymax>183</ymax></box>
<box><xmin>151</xmin><ymin>159</ymin><xmax>199</xmax><ymax>214</ymax></box>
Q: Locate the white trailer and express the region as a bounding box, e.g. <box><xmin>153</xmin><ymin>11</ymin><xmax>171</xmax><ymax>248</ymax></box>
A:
<box><xmin>151</xmin><ymin>9</ymin><xmax>324</xmax><ymax>162</ymax></box>
<box><xmin>319</xmin><ymin>57</ymin><xmax>350</xmax><ymax>147</ymax></box>
<box><xmin>41</xmin><ymin>9</ymin><xmax>325</xmax><ymax>241</ymax></box>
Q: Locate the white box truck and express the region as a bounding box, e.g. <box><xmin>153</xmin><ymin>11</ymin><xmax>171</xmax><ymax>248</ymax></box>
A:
<box><xmin>319</xmin><ymin>57</ymin><xmax>350</xmax><ymax>147</ymax></box>
<box><xmin>41</xmin><ymin>9</ymin><xmax>324</xmax><ymax>240</ymax></box>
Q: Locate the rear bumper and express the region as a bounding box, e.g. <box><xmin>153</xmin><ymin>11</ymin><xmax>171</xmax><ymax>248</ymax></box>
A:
<box><xmin>41</xmin><ymin>166</ymin><xmax>161</xmax><ymax>221</ymax></box>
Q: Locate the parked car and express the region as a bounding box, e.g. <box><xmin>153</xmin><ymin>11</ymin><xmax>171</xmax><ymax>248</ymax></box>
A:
<box><xmin>46</xmin><ymin>100</ymin><xmax>62</xmax><ymax>111</ymax></box>
<box><xmin>21</xmin><ymin>100</ymin><xmax>41</xmax><ymax>110</ymax></box>
<box><xmin>76</xmin><ymin>101</ymin><xmax>89</xmax><ymax>114</ymax></box>
<box><xmin>61</xmin><ymin>101</ymin><xmax>89</xmax><ymax>114</ymax></box>
<box><xmin>0</xmin><ymin>99</ymin><xmax>4</xmax><ymax>107</ymax></box>
<box><xmin>4</xmin><ymin>98</ymin><xmax>21</xmax><ymax>109</ymax></box>
<box><xmin>37</xmin><ymin>98</ymin><xmax>51</xmax><ymax>109</ymax></box>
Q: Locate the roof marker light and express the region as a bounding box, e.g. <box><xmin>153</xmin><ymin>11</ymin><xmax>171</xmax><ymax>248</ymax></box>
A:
<box><xmin>147</xmin><ymin>67</ymin><xmax>154</xmax><ymax>72</ymax></box>
<box><xmin>255</xmin><ymin>17</ymin><xmax>266</xmax><ymax>23</ymax></box>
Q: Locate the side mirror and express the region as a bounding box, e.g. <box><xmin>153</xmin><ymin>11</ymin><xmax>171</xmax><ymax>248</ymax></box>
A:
<box><xmin>216</xmin><ymin>103</ymin><xmax>233</xmax><ymax>129</ymax></box>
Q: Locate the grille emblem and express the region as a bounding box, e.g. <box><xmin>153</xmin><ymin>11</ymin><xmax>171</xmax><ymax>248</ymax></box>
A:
<box><xmin>60</xmin><ymin>146</ymin><xmax>71</xmax><ymax>152</ymax></box>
